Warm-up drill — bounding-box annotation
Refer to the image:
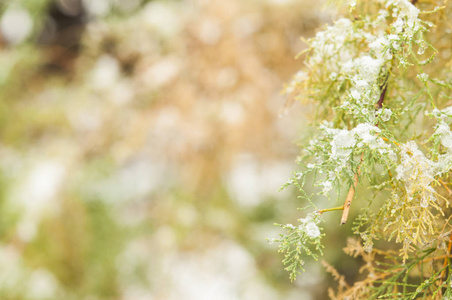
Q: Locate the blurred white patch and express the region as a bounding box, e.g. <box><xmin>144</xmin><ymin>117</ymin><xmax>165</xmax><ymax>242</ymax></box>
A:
<box><xmin>216</xmin><ymin>67</ymin><xmax>238</xmax><ymax>89</ymax></box>
<box><xmin>176</xmin><ymin>204</ymin><xmax>198</xmax><ymax>227</ymax></box>
<box><xmin>153</xmin><ymin>106</ymin><xmax>180</xmax><ymax>132</ymax></box>
<box><xmin>67</xmin><ymin>104</ymin><xmax>103</xmax><ymax>132</ymax></box>
<box><xmin>17</xmin><ymin>221</ymin><xmax>38</xmax><ymax>243</ymax></box>
<box><xmin>0</xmin><ymin>246</ymin><xmax>22</xmax><ymax>289</ymax></box>
<box><xmin>110</xmin><ymin>79</ymin><xmax>134</xmax><ymax>105</ymax></box>
<box><xmin>142</xmin><ymin>2</ymin><xmax>182</xmax><ymax>37</ymax></box>
<box><xmin>82</xmin><ymin>0</ymin><xmax>111</xmax><ymax>17</ymax></box>
<box><xmin>198</xmin><ymin>19</ymin><xmax>222</xmax><ymax>45</ymax></box>
<box><xmin>260</xmin><ymin>162</ymin><xmax>293</xmax><ymax>198</ymax></box>
<box><xmin>143</xmin><ymin>57</ymin><xmax>181</xmax><ymax>89</ymax></box>
<box><xmin>161</xmin><ymin>240</ymin><xmax>279</xmax><ymax>300</ymax></box>
<box><xmin>89</xmin><ymin>159</ymin><xmax>168</xmax><ymax>203</ymax></box>
<box><xmin>26</xmin><ymin>269</ymin><xmax>58</xmax><ymax>299</ymax></box>
<box><xmin>0</xmin><ymin>6</ymin><xmax>33</xmax><ymax>45</ymax></box>
<box><xmin>226</xmin><ymin>155</ymin><xmax>292</xmax><ymax>208</ymax></box>
<box><xmin>14</xmin><ymin>160</ymin><xmax>66</xmax><ymax>241</ymax></box>
<box><xmin>205</xmin><ymin>208</ymin><xmax>234</xmax><ymax>231</ymax></box>
<box><xmin>91</xmin><ymin>54</ymin><xmax>120</xmax><ymax>90</ymax></box>
<box><xmin>226</xmin><ymin>155</ymin><xmax>261</xmax><ymax>208</ymax></box>
<box><xmin>220</xmin><ymin>101</ymin><xmax>244</xmax><ymax>125</ymax></box>
<box><xmin>294</xmin><ymin>261</ymin><xmax>324</xmax><ymax>288</ymax></box>
<box><xmin>17</xmin><ymin>161</ymin><xmax>66</xmax><ymax>211</ymax></box>
<box><xmin>0</xmin><ymin>246</ymin><xmax>58</xmax><ymax>297</ymax></box>
<box><xmin>232</xmin><ymin>14</ymin><xmax>263</xmax><ymax>38</ymax></box>
<box><xmin>153</xmin><ymin>226</ymin><xmax>177</xmax><ymax>250</ymax></box>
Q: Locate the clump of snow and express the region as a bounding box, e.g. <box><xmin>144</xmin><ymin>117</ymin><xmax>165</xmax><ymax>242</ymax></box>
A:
<box><xmin>396</xmin><ymin>141</ymin><xmax>437</xmax><ymax>206</ymax></box>
<box><xmin>305</xmin><ymin>222</ymin><xmax>321</xmax><ymax>238</ymax></box>
<box><xmin>417</xmin><ymin>73</ymin><xmax>429</xmax><ymax>82</ymax></box>
<box><xmin>298</xmin><ymin>214</ymin><xmax>321</xmax><ymax>239</ymax></box>
<box><xmin>354</xmin><ymin>55</ymin><xmax>384</xmax><ymax>85</ymax></box>
<box><xmin>435</xmin><ymin>123</ymin><xmax>452</xmax><ymax>149</ymax></box>
<box><xmin>320</xmin><ymin>181</ymin><xmax>333</xmax><ymax>193</ymax></box>
<box><xmin>353</xmin><ymin>123</ymin><xmax>380</xmax><ymax>144</ymax></box>
<box><xmin>330</xmin><ymin>129</ymin><xmax>356</xmax><ymax>159</ymax></box>
<box><xmin>378</xmin><ymin>108</ymin><xmax>393</xmax><ymax>122</ymax></box>
<box><xmin>321</xmin><ymin>122</ymin><xmax>395</xmax><ymax>167</ymax></box>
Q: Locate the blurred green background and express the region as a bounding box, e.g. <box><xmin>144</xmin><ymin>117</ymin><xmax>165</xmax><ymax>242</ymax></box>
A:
<box><xmin>0</xmin><ymin>0</ymin><xmax>354</xmax><ymax>299</ymax></box>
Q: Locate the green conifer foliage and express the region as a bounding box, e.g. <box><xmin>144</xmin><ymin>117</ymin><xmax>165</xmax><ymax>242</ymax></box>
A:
<box><xmin>272</xmin><ymin>0</ymin><xmax>452</xmax><ymax>298</ymax></box>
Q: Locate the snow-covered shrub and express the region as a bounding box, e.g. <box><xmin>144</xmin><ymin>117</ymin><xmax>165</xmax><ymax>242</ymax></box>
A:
<box><xmin>272</xmin><ymin>0</ymin><xmax>452</xmax><ymax>298</ymax></box>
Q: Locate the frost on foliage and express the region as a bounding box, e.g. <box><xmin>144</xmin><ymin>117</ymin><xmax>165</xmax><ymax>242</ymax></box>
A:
<box><xmin>320</xmin><ymin>181</ymin><xmax>333</xmax><ymax>194</ymax></box>
<box><xmin>319</xmin><ymin>122</ymin><xmax>395</xmax><ymax>171</ymax></box>
<box><xmin>276</xmin><ymin>0</ymin><xmax>449</xmax><ymax>285</ymax></box>
<box><xmin>299</xmin><ymin>214</ymin><xmax>321</xmax><ymax>238</ymax></box>
<box><xmin>329</xmin><ymin>129</ymin><xmax>356</xmax><ymax>160</ymax></box>
<box><xmin>272</xmin><ymin>213</ymin><xmax>324</xmax><ymax>281</ymax></box>
<box><xmin>381</xmin><ymin>140</ymin><xmax>451</xmax><ymax>260</ymax></box>
<box><xmin>435</xmin><ymin>123</ymin><xmax>452</xmax><ymax>149</ymax></box>
<box><xmin>377</xmin><ymin>108</ymin><xmax>393</xmax><ymax>122</ymax></box>
<box><xmin>430</xmin><ymin>108</ymin><xmax>452</xmax><ymax>174</ymax></box>
<box><xmin>396</xmin><ymin>141</ymin><xmax>437</xmax><ymax>206</ymax></box>
<box><xmin>286</xmin><ymin>0</ymin><xmax>426</xmax><ymax>119</ymax></box>
<box><xmin>386</xmin><ymin>0</ymin><xmax>421</xmax><ymax>40</ymax></box>
<box><xmin>417</xmin><ymin>73</ymin><xmax>429</xmax><ymax>82</ymax></box>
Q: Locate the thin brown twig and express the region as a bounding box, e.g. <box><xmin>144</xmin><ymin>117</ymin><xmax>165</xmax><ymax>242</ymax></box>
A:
<box><xmin>339</xmin><ymin>70</ymin><xmax>390</xmax><ymax>224</ymax></box>
<box><xmin>376</xmin><ymin>74</ymin><xmax>389</xmax><ymax>110</ymax></box>
<box><xmin>439</xmin><ymin>178</ymin><xmax>452</xmax><ymax>195</ymax></box>
<box><xmin>340</xmin><ymin>173</ymin><xmax>359</xmax><ymax>225</ymax></box>
<box><xmin>341</xmin><ymin>154</ymin><xmax>363</xmax><ymax>225</ymax></box>
<box><xmin>325</xmin><ymin>69</ymin><xmax>390</xmax><ymax>225</ymax></box>
<box><xmin>437</xmin><ymin>234</ymin><xmax>452</xmax><ymax>300</ymax></box>
<box><xmin>337</xmin><ymin>0</ymin><xmax>418</xmax><ymax>227</ymax></box>
<box><xmin>440</xmin><ymin>230</ymin><xmax>452</xmax><ymax>285</ymax></box>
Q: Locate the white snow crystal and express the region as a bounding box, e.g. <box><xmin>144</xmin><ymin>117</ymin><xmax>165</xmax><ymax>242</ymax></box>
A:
<box><xmin>417</xmin><ymin>73</ymin><xmax>429</xmax><ymax>82</ymax></box>
<box><xmin>320</xmin><ymin>181</ymin><xmax>333</xmax><ymax>193</ymax></box>
<box><xmin>396</xmin><ymin>141</ymin><xmax>437</xmax><ymax>207</ymax></box>
<box><xmin>379</xmin><ymin>108</ymin><xmax>393</xmax><ymax>121</ymax></box>
<box><xmin>355</xmin><ymin>55</ymin><xmax>384</xmax><ymax>84</ymax></box>
<box><xmin>305</xmin><ymin>222</ymin><xmax>321</xmax><ymax>238</ymax></box>
<box><xmin>331</xmin><ymin>130</ymin><xmax>356</xmax><ymax>159</ymax></box>
<box><xmin>436</xmin><ymin>123</ymin><xmax>452</xmax><ymax>149</ymax></box>
<box><xmin>353</xmin><ymin>123</ymin><xmax>380</xmax><ymax>145</ymax></box>
<box><xmin>350</xmin><ymin>89</ymin><xmax>361</xmax><ymax>100</ymax></box>
<box><xmin>420</xmin><ymin>198</ymin><xmax>428</xmax><ymax>208</ymax></box>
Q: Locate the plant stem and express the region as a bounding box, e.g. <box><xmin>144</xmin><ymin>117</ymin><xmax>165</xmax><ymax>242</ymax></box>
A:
<box><xmin>340</xmin><ymin>68</ymin><xmax>390</xmax><ymax>225</ymax></box>
<box><xmin>341</xmin><ymin>170</ymin><xmax>360</xmax><ymax>225</ymax></box>
<box><xmin>440</xmin><ymin>233</ymin><xmax>452</xmax><ymax>280</ymax></box>
<box><xmin>439</xmin><ymin>178</ymin><xmax>452</xmax><ymax>195</ymax></box>
<box><xmin>376</xmin><ymin>73</ymin><xmax>389</xmax><ymax>110</ymax></box>
<box><xmin>316</xmin><ymin>205</ymin><xmax>344</xmax><ymax>215</ymax></box>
